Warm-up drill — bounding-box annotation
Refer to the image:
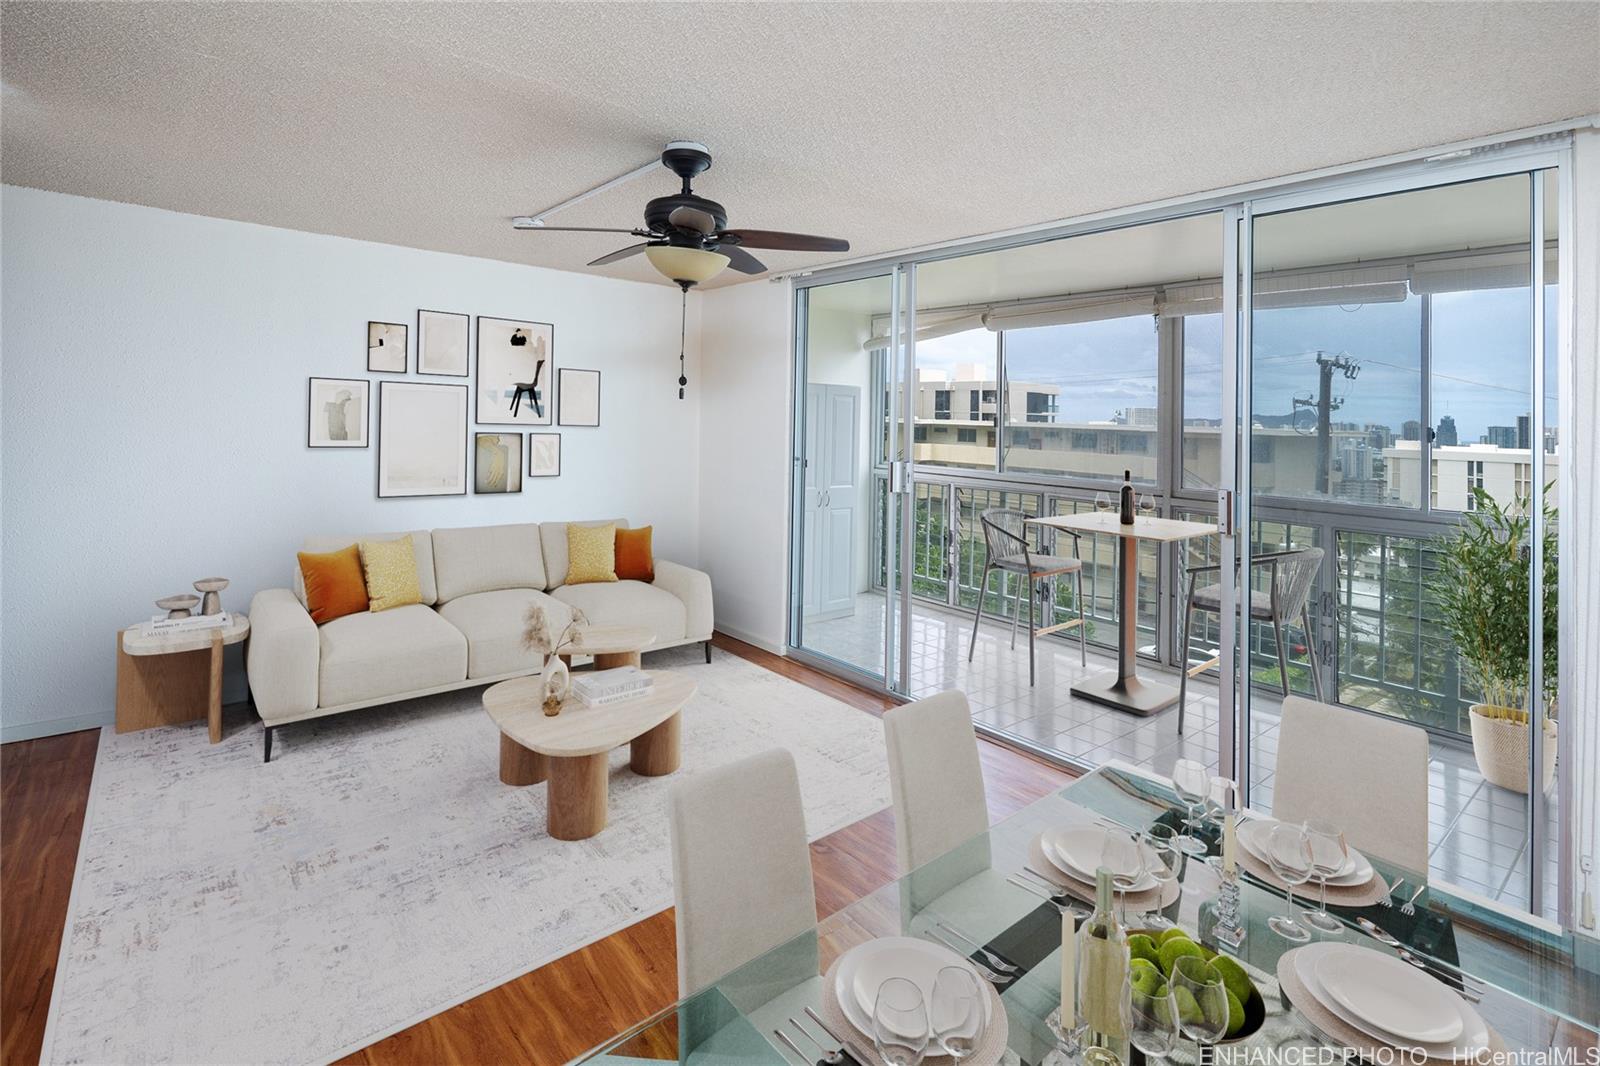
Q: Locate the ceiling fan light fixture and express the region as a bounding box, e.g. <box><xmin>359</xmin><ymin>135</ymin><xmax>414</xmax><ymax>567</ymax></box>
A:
<box><xmin>645</xmin><ymin>245</ymin><xmax>729</xmax><ymax>286</ymax></box>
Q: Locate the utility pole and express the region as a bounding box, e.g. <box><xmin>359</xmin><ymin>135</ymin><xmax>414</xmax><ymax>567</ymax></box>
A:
<box><xmin>1293</xmin><ymin>351</ymin><xmax>1360</xmax><ymax>495</ymax></box>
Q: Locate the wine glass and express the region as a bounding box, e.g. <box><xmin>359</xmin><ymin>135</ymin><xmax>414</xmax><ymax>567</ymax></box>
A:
<box><xmin>1102</xmin><ymin>828</ymin><xmax>1145</xmax><ymax>927</ymax></box>
<box><xmin>1137</xmin><ymin>492</ymin><xmax>1155</xmax><ymax>517</ymax></box>
<box><xmin>1095</xmin><ymin>492</ymin><xmax>1113</xmax><ymax>514</ymax></box>
<box><xmin>1170</xmin><ymin>956</ymin><xmax>1231</xmax><ymax>1048</ymax></box>
<box><xmin>1302</xmin><ymin>819</ymin><xmax>1349</xmax><ymax>934</ymax></box>
<box><xmin>1265</xmin><ymin>822</ymin><xmax>1314</xmax><ymax>943</ymax></box>
<box><xmin>873</xmin><ymin>977</ymin><xmax>930</xmax><ymax>1066</ymax></box>
<box><xmin>1141</xmin><ymin>824</ymin><xmax>1181</xmax><ymax>930</ymax></box>
<box><xmin>1170</xmin><ymin>760</ymin><xmax>1211</xmax><ymax>856</ymax></box>
<box><xmin>931</xmin><ymin>966</ymin><xmax>983</xmax><ymax>1060</ymax></box>
<box><xmin>1121</xmin><ymin>971</ymin><xmax>1179</xmax><ymax>1060</ymax></box>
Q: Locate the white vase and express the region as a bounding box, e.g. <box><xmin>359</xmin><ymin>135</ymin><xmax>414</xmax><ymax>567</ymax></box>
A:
<box><xmin>1468</xmin><ymin>705</ymin><xmax>1556</xmax><ymax>793</ymax></box>
<box><xmin>541</xmin><ymin>656</ymin><xmax>570</xmax><ymax>715</ymax></box>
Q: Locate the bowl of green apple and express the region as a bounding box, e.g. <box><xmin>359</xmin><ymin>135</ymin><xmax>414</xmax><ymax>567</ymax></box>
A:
<box><xmin>1127</xmin><ymin>928</ymin><xmax>1265</xmax><ymax>1045</ymax></box>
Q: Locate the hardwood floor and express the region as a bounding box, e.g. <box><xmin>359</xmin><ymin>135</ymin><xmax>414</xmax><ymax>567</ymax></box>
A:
<box><xmin>0</xmin><ymin>632</ymin><xmax>1071</xmax><ymax>1066</ymax></box>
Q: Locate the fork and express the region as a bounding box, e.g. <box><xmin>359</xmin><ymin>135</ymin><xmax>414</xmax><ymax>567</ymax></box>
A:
<box><xmin>1400</xmin><ymin>882</ymin><xmax>1426</xmax><ymax>916</ymax></box>
<box><xmin>773</xmin><ymin>1028</ymin><xmax>813</xmax><ymax>1065</ymax></box>
<box><xmin>924</xmin><ymin>928</ymin><xmax>1012</xmax><ymax>984</ymax></box>
<box><xmin>783</xmin><ymin>1017</ymin><xmax>843</xmax><ymax>1064</ymax></box>
<box><xmin>805</xmin><ymin>1006</ymin><xmax>875</xmax><ymax>1066</ymax></box>
<box><xmin>1378</xmin><ymin>877</ymin><xmax>1406</xmax><ymax>909</ymax></box>
<box><xmin>935</xmin><ymin>920</ymin><xmax>1019</xmax><ymax>974</ymax></box>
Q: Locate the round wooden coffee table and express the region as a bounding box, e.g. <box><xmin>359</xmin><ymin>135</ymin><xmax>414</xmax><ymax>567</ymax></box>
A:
<box><xmin>557</xmin><ymin>623</ymin><xmax>656</xmax><ymax>670</ymax></box>
<box><xmin>482</xmin><ymin>670</ymin><xmax>695</xmax><ymax>840</ymax></box>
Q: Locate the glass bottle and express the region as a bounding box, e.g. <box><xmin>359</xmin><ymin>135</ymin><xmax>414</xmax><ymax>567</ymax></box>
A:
<box><xmin>1118</xmin><ymin>470</ymin><xmax>1135</xmax><ymax>525</ymax></box>
<box><xmin>1076</xmin><ymin>866</ymin><xmax>1131</xmax><ymax>1061</ymax></box>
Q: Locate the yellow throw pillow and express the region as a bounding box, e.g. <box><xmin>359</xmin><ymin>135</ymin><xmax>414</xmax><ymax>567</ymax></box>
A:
<box><xmin>359</xmin><ymin>537</ymin><xmax>422</xmax><ymax>611</ymax></box>
<box><xmin>566</xmin><ymin>523</ymin><xmax>618</xmax><ymax>585</ymax></box>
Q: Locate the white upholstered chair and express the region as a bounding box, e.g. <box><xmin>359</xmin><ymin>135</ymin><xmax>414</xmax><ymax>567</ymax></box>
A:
<box><xmin>668</xmin><ymin>748</ymin><xmax>817</xmax><ymax>998</ymax></box>
<box><xmin>1273</xmin><ymin>695</ymin><xmax>1430</xmax><ymax>872</ymax></box>
<box><xmin>884</xmin><ymin>690</ymin><xmax>990</xmax><ymax>875</ymax></box>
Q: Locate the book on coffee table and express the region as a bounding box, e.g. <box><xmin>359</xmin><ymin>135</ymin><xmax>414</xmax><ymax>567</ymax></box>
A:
<box><xmin>572</xmin><ymin>666</ymin><xmax>655</xmax><ymax>707</ymax></box>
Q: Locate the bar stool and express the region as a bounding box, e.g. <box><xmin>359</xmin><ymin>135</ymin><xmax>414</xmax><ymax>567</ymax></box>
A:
<box><xmin>1177</xmin><ymin>546</ymin><xmax>1325</xmax><ymax>733</ymax></box>
<box><xmin>965</xmin><ymin>508</ymin><xmax>1087</xmax><ymax>686</ymax></box>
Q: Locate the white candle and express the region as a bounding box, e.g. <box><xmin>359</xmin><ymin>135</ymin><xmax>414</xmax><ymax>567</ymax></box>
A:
<box><xmin>1223</xmin><ymin>811</ymin><xmax>1238</xmax><ymax>876</ymax></box>
<box><xmin>1061</xmin><ymin>910</ymin><xmax>1076</xmax><ymax>1030</ymax></box>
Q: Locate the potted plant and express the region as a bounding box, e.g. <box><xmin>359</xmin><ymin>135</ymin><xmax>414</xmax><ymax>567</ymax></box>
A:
<box><xmin>1431</xmin><ymin>488</ymin><xmax>1557</xmax><ymax>794</ymax></box>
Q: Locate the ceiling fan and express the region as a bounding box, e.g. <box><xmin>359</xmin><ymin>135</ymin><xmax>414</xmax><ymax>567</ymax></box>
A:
<box><xmin>512</xmin><ymin>141</ymin><xmax>850</xmax><ymax>289</ymax></box>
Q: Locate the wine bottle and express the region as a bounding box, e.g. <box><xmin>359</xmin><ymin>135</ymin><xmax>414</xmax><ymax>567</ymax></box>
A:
<box><xmin>1076</xmin><ymin>866</ymin><xmax>1130</xmax><ymax>1060</ymax></box>
<box><xmin>1119</xmin><ymin>469</ymin><xmax>1135</xmax><ymax>526</ymax></box>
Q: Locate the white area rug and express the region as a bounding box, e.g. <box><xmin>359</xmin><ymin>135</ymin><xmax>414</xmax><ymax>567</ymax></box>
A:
<box><xmin>42</xmin><ymin>645</ymin><xmax>892</xmax><ymax>1065</ymax></box>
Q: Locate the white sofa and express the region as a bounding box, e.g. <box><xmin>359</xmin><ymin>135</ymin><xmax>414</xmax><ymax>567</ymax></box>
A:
<box><xmin>247</xmin><ymin>519</ymin><xmax>713</xmax><ymax>760</ymax></box>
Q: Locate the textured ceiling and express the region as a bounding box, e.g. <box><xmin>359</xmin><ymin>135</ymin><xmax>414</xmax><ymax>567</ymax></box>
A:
<box><xmin>3</xmin><ymin>1</ymin><xmax>1596</xmax><ymax>289</ymax></box>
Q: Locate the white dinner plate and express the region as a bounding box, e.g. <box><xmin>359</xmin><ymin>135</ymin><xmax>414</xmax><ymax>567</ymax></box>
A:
<box><xmin>1293</xmin><ymin>942</ymin><xmax>1489</xmax><ymax>1059</ymax></box>
<box><xmin>1314</xmin><ymin>948</ymin><xmax>1464</xmax><ymax>1043</ymax></box>
<box><xmin>1042</xmin><ymin>826</ymin><xmax>1159</xmax><ymax>891</ymax></box>
<box><xmin>1238</xmin><ymin>818</ymin><xmax>1373</xmax><ymax>886</ymax></box>
<box><xmin>835</xmin><ymin>937</ymin><xmax>991</xmax><ymax>1037</ymax></box>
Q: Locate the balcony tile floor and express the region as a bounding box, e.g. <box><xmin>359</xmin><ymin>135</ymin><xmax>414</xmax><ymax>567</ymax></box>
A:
<box><xmin>801</xmin><ymin>594</ymin><xmax>1560</xmax><ymax>920</ymax></box>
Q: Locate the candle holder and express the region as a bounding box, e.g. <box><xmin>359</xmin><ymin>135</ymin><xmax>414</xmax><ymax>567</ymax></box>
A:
<box><xmin>1205</xmin><ymin>867</ymin><xmax>1247</xmax><ymax>953</ymax></box>
<box><xmin>1041</xmin><ymin>1005</ymin><xmax>1086</xmax><ymax>1066</ymax></box>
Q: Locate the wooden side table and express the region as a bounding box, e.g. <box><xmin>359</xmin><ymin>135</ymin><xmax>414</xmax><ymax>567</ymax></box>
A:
<box><xmin>117</xmin><ymin>613</ymin><xmax>250</xmax><ymax>743</ymax></box>
<box><xmin>557</xmin><ymin>623</ymin><xmax>656</xmax><ymax>670</ymax></box>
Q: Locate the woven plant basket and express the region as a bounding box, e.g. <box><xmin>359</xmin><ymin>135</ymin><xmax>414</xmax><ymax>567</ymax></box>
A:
<box><xmin>1469</xmin><ymin>705</ymin><xmax>1556</xmax><ymax>793</ymax></box>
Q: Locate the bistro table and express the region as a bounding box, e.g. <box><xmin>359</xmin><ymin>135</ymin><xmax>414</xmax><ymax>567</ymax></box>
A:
<box><xmin>573</xmin><ymin>763</ymin><xmax>1595</xmax><ymax>1063</ymax></box>
<box><xmin>1028</xmin><ymin>512</ymin><xmax>1215</xmax><ymax>715</ymax></box>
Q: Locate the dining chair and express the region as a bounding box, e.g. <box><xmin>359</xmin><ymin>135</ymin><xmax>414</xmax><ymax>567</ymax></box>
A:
<box><xmin>1273</xmin><ymin>695</ymin><xmax>1430</xmax><ymax>872</ymax></box>
<box><xmin>965</xmin><ymin>507</ymin><xmax>1086</xmax><ymax>686</ymax></box>
<box><xmin>667</xmin><ymin>748</ymin><xmax>816</xmax><ymax>998</ymax></box>
<box><xmin>883</xmin><ymin>690</ymin><xmax>990</xmax><ymax>875</ymax></box>
<box><xmin>1176</xmin><ymin>546</ymin><xmax>1324</xmax><ymax>734</ymax></box>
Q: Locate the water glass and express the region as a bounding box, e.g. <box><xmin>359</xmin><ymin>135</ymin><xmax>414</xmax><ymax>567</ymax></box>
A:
<box><xmin>1121</xmin><ymin>972</ymin><xmax>1179</xmax><ymax>1059</ymax></box>
<box><xmin>1170</xmin><ymin>760</ymin><xmax>1211</xmax><ymax>856</ymax></box>
<box><xmin>872</xmin><ymin>977</ymin><xmax>930</xmax><ymax>1066</ymax></box>
<box><xmin>1302</xmin><ymin>819</ymin><xmax>1348</xmax><ymax>933</ymax></box>
<box><xmin>1102</xmin><ymin>828</ymin><xmax>1145</xmax><ymax>926</ymax></box>
<box><xmin>1141</xmin><ymin>824</ymin><xmax>1181</xmax><ymax>929</ymax></box>
<box><xmin>1265</xmin><ymin>822</ymin><xmax>1314</xmax><ymax>943</ymax></box>
<box><xmin>1170</xmin><ymin>956</ymin><xmax>1231</xmax><ymax>1047</ymax></box>
<box><xmin>931</xmin><ymin>965</ymin><xmax>983</xmax><ymax>1060</ymax></box>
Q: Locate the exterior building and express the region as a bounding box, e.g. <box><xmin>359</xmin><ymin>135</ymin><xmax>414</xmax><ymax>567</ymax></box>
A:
<box><xmin>1384</xmin><ymin>440</ymin><xmax>1561</xmax><ymax>511</ymax></box>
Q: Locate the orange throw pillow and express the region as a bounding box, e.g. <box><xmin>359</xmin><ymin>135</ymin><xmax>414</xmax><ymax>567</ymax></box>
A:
<box><xmin>297</xmin><ymin>544</ymin><xmax>369</xmax><ymax>624</ymax></box>
<box><xmin>615</xmin><ymin>526</ymin><xmax>655</xmax><ymax>582</ymax></box>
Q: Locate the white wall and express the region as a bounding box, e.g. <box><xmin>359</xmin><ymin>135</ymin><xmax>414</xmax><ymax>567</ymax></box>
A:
<box><xmin>697</xmin><ymin>279</ymin><xmax>794</xmax><ymax>651</ymax></box>
<box><xmin>0</xmin><ymin>186</ymin><xmax>702</xmax><ymax>741</ymax></box>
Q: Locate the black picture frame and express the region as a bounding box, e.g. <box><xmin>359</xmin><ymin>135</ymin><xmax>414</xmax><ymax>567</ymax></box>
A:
<box><xmin>527</xmin><ymin>433</ymin><xmax>561</xmax><ymax>478</ymax></box>
<box><xmin>366</xmin><ymin>321</ymin><xmax>408</xmax><ymax>373</ymax></box>
<box><xmin>475</xmin><ymin>315</ymin><xmax>555</xmax><ymax>426</ymax></box>
<box><xmin>376</xmin><ymin>380</ymin><xmax>469</xmax><ymax>498</ymax></box>
<box><xmin>307</xmin><ymin>377</ymin><xmax>370</xmax><ymax>449</ymax></box>
<box><xmin>417</xmin><ymin>308</ymin><xmax>470</xmax><ymax>377</ymax></box>
<box><xmin>473</xmin><ymin>432</ymin><xmax>524</xmax><ymax>495</ymax></box>
<box><xmin>557</xmin><ymin>368</ymin><xmax>601</xmax><ymax>427</ymax></box>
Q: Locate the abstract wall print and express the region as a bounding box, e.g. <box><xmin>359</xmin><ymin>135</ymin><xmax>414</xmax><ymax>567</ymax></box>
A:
<box><xmin>377</xmin><ymin>381</ymin><xmax>468</xmax><ymax>497</ymax></box>
<box><xmin>557</xmin><ymin>368</ymin><xmax>601</xmax><ymax>427</ymax></box>
<box><xmin>473</xmin><ymin>432</ymin><xmax>523</xmax><ymax>494</ymax></box>
<box><xmin>528</xmin><ymin>433</ymin><xmax>561</xmax><ymax>478</ymax></box>
<box><xmin>307</xmin><ymin>377</ymin><xmax>369</xmax><ymax>448</ymax></box>
<box><xmin>417</xmin><ymin>309</ymin><xmax>469</xmax><ymax>377</ymax></box>
<box><xmin>367</xmin><ymin>321</ymin><xmax>407</xmax><ymax>373</ymax></box>
<box><xmin>476</xmin><ymin>316</ymin><xmax>554</xmax><ymax>426</ymax></box>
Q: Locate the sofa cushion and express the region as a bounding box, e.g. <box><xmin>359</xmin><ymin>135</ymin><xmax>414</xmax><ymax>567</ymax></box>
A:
<box><xmin>317</xmin><ymin>604</ymin><xmax>466</xmax><ymax>708</ymax></box>
<box><xmin>431</xmin><ymin>523</ymin><xmax>546</xmax><ymax>602</ymax></box>
<box><xmin>551</xmin><ymin>580</ymin><xmax>686</xmax><ymax>647</ymax></box>
<box><xmin>540</xmin><ymin>519</ymin><xmax>627</xmax><ymax>589</ymax></box>
<box><xmin>436</xmin><ymin>588</ymin><xmax>572</xmax><ymax>679</ymax></box>
<box><xmin>297</xmin><ymin>530</ymin><xmax>437</xmax><ymax>606</ymax></box>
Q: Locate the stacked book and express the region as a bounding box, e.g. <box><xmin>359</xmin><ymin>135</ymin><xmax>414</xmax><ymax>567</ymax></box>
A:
<box><xmin>571</xmin><ymin>666</ymin><xmax>654</xmax><ymax>707</ymax></box>
<box><xmin>141</xmin><ymin>612</ymin><xmax>232</xmax><ymax>637</ymax></box>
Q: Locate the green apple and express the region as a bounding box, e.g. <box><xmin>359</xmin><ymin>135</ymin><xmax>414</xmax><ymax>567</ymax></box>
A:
<box><xmin>1128</xmin><ymin>933</ymin><xmax>1161</xmax><ymax>968</ymax></box>
<box><xmin>1157</xmin><ymin>926</ymin><xmax>1192</xmax><ymax>946</ymax></box>
<box><xmin>1225</xmin><ymin>989</ymin><xmax>1246</xmax><ymax>1037</ymax></box>
<box><xmin>1173</xmin><ymin>986</ymin><xmax>1204</xmax><ymax>1025</ymax></box>
<box><xmin>1210</xmin><ymin>954</ymin><xmax>1256</xmax><ymax>1007</ymax></box>
<box><xmin>1157</xmin><ymin>937</ymin><xmax>1205</xmax><ymax>976</ymax></box>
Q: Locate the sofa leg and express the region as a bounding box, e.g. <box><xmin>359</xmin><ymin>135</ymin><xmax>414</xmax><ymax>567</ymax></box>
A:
<box><xmin>263</xmin><ymin>725</ymin><xmax>274</xmax><ymax>764</ymax></box>
<box><xmin>704</xmin><ymin>640</ymin><xmax>712</xmax><ymax>664</ymax></box>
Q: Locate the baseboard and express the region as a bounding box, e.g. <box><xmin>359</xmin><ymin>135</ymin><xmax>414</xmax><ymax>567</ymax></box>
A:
<box><xmin>713</xmin><ymin>625</ymin><xmax>785</xmax><ymax>655</ymax></box>
<box><xmin>2</xmin><ymin>711</ymin><xmax>111</xmax><ymax>743</ymax></box>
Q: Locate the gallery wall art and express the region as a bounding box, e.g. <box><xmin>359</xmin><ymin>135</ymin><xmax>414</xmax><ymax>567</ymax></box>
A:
<box><xmin>367</xmin><ymin>321</ymin><xmax>407</xmax><ymax>373</ymax></box>
<box><xmin>473</xmin><ymin>432</ymin><xmax>523</xmax><ymax>494</ymax></box>
<box><xmin>557</xmin><ymin>368</ymin><xmax>601</xmax><ymax>427</ymax></box>
<box><xmin>528</xmin><ymin>433</ymin><xmax>561</xmax><ymax>478</ymax></box>
<box><xmin>377</xmin><ymin>381</ymin><xmax>468</xmax><ymax>497</ymax></box>
<box><xmin>476</xmin><ymin>316</ymin><xmax>553</xmax><ymax>426</ymax></box>
<box><xmin>307</xmin><ymin>377</ymin><xmax>369</xmax><ymax>448</ymax></box>
<box><xmin>417</xmin><ymin>309</ymin><xmax>469</xmax><ymax>377</ymax></box>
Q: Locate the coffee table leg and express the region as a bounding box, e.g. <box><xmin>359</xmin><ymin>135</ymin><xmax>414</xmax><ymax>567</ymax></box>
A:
<box><xmin>548</xmin><ymin>753</ymin><xmax>609</xmax><ymax>840</ymax></box>
<box><xmin>630</xmin><ymin>711</ymin><xmax>681</xmax><ymax>776</ymax></box>
<box><xmin>500</xmin><ymin>734</ymin><xmax>550</xmax><ymax>786</ymax></box>
<box><xmin>593</xmin><ymin>650</ymin><xmax>642</xmax><ymax>670</ymax></box>
<box><xmin>207</xmin><ymin>631</ymin><xmax>224</xmax><ymax>744</ymax></box>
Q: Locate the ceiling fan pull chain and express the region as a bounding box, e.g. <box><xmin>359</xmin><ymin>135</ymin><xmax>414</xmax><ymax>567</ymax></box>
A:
<box><xmin>678</xmin><ymin>285</ymin><xmax>689</xmax><ymax>400</ymax></box>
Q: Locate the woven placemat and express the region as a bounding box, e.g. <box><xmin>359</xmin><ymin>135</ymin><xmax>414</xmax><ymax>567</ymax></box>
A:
<box><xmin>1027</xmin><ymin>835</ymin><xmax>1181</xmax><ymax>912</ymax></box>
<box><xmin>1276</xmin><ymin>947</ymin><xmax>1507</xmax><ymax>1062</ymax></box>
<box><xmin>820</xmin><ymin>953</ymin><xmax>1010</xmax><ymax>1065</ymax></box>
<box><xmin>1236</xmin><ymin>842</ymin><xmax>1392</xmax><ymax>908</ymax></box>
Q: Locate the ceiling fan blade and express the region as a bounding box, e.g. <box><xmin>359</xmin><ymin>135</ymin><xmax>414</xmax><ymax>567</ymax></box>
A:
<box><xmin>718</xmin><ymin>229</ymin><xmax>849</xmax><ymax>252</ymax></box>
<box><xmin>588</xmin><ymin>243</ymin><xmax>651</xmax><ymax>267</ymax></box>
<box><xmin>514</xmin><ymin>221</ymin><xmax>655</xmax><ymax>235</ymax></box>
<box><xmin>718</xmin><ymin>244</ymin><xmax>768</xmax><ymax>275</ymax></box>
<box><xmin>668</xmin><ymin>205</ymin><xmax>717</xmax><ymax>235</ymax></box>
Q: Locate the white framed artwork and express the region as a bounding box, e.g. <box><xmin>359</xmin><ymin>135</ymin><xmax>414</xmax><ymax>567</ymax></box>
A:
<box><xmin>417</xmin><ymin>309</ymin><xmax>469</xmax><ymax>377</ymax></box>
<box><xmin>528</xmin><ymin>433</ymin><xmax>561</xmax><ymax>478</ymax></box>
<box><xmin>557</xmin><ymin>368</ymin><xmax>601</xmax><ymax>427</ymax></box>
<box><xmin>307</xmin><ymin>377</ymin><xmax>369</xmax><ymax>448</ymax></box>
<box><xmin>377</xmin><ymin>381</ymin><xmax>468</xmax><ymax>497</ymax></box>
<box><xmin>476</xmin><ymin>316</ymin><xmax>553</xmax><ymax>426</ymax></box>
<box><xmin>367</xmin><ymin>321</ymin><xmax>407</xmax><ymax>373</ymax></box>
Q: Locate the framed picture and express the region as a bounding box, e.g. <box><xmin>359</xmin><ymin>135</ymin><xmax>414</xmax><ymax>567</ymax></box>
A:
<box><xmin>476</xmin><ymin>316</ymin><xmax>554</xmax><ymax>426</ymax></box>
<box><xmin>377</xmin><ymin>381</ymin><xmax>468</xmax><ymax>498</ymax></box>
<box><xmin>473</xmin><ymin>432</ymin><xmax>523</xmax><ymax>494</ymax></box>
<box><xmin>307</xmin><ymin>377</ymin><xmax>369</xmax><ymax>448</ymax></box>
<box><xmin>367</xmin><ymin>321</ymin><xmax>407</xmax><ymax>373</ymax></box>
<box><xmin>557</xmin><ymin>368</ymin><xmax>601</xmax><ymax>427</ymax></box>
<box><xmin>528</xmin><ymin>433</ymin><xmax>561</xmax><ymax>478</ymax></box>
<box><xmin>417</xmin><ymin>309</ymin><xmax>469</xmax><ymax>377</ymax></box>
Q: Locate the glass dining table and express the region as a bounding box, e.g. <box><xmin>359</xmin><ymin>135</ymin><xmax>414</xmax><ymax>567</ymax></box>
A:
<box><xmin>575</xmin><ymin>764</ymin><xmax>1599</xmax><ymax>1063</ymax></box>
